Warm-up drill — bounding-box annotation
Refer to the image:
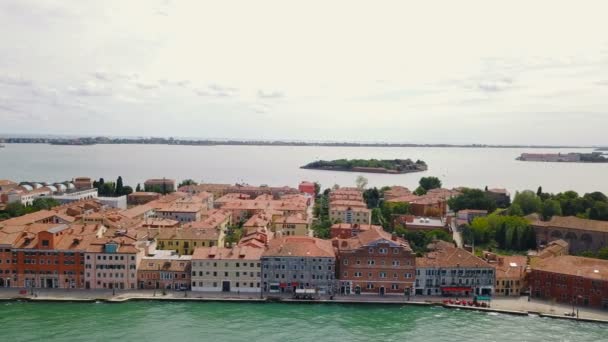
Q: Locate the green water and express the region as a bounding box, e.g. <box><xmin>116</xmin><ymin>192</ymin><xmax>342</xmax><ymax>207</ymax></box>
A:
<box><xmin>0</xmin><ymin>301</ymin><xmax>604</xmax><ymax>342</ymax></box>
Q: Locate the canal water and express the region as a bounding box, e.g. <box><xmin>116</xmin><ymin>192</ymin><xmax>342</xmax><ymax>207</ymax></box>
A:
<box><xmin>0</xmin><ymin>301</ymin><xmax>604</xmax><ymax>341</ymax></box>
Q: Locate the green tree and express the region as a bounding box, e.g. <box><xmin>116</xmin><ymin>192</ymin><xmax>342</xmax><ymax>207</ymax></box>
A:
<box><xmin>32</xmin><ymin>198</ymin><xmax>60</xmax><ymax>211</ymax></box>
<box><xmin>419</xmin><ymin>176</ymin><xmax>442</xmax><ymax>191</ymax></box>
<box><xmin>508</xmin><ymin>203</ymin><xmax>524</xmax><ymax>216</ymax></box>
<box><xmin>314</xmin><ymin>182</ymin><xmax>321</xmax><ymax>198</ymax></box>
<box><xmin>448</xmin><ymin>188</ymin><xmax>497</xmax><ymax>212</ymax></box>
<box><xmin>512</xmin><ymin>190</ymin><xmax>541</xmax><ymax>215</ymax></box>
<box><xmin>122</xmin><ymin>186</ymin><xmax>133</xmax><ymax>196</ymax></box>
<box><xmin>541</xmin><ymin>199</ymin><xmax>562</xmax><ymax>220</ymax></box>
<box><xmin>589</xmin><ymin>202</ymin><xmax>608</xmax><ymax>221</ymax></box>
<box><xmin>537</xmin><ymin>186</ymin><xmax>543</xmax><ymax>197</ymax></box>
<box><xmin>413</xmin><ymin>186</ymin><xmax>427</xmax><ymax>196</ymax></box>
<box><xmin>4</xmin><ymin>202</ymin><xmax>26</xmax><ymax>217</ymax></box>
<box><xmin>363</xmin><ymin>187</ymin><xmax>381</xmax><ymax>208</ymax></box>
<box><xmin>135</xmin><ymin>183</ymin><xmax>141</xmax><ymax>192</ymax></box>
<box><xmin>597</xmin><ymin>247</ymin><xmax>608</xmax><ymax>260</ymax></box>
<box><xmin>115</xmin><ymin>176</ymin><xmax>124</xmax><ymax>196</ymax></box>
<box><xmin>178</xmin><ymin>179</ymin><xmax>198</xmax><ymax>188</ymax></box>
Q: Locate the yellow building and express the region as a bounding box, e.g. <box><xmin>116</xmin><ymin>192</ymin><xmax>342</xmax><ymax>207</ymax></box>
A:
<box><xmin>155</xmin><ymin>228</ymin><xmax>225</xmax><ymax>255</ymax></box>
<box><xmin>272</xmin><ymin>214</ymin><xmax>311</xmax><ymax>236</ymax></box>
<box><xmin>491</xmin><ymin>255</ymin><xmax>528</xmax><ymax>296</ymax></box>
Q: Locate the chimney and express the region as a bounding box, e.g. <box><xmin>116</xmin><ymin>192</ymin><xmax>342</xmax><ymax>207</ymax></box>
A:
<box><xmin>391</xmin><ymin>234</ymin><xmax>397</xmax><ymax>241</ymax></box>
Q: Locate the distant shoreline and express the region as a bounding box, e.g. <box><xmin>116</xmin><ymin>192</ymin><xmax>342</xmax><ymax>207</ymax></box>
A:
<box><xmin>0</xmin><ymin>137</ymin><xmax>601</xmax><ymax>149</ymax></box>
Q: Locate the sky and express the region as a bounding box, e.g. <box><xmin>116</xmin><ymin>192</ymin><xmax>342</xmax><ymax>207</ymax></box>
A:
<box><xmin>1</xmin><ymin>0</ymin><xmax>607</xmax><ymax>145</ymax></box>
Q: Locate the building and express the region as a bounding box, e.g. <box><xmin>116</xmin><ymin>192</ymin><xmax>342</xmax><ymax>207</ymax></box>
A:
<box><xmin>298</xmin><ymin>181</ymin><xmax>316</xmax><ymax>197</ymax></box>
<box><xmin>457</xmin><ymin>210</ymin><xmax>488</xmax><ymax>225</ymax></box>
<box><xmin>144</xmin><ymin>178</ymin><xmax>176</xmax><ymax>193</ymax></box>
<box><xmin>52</xmin><ymin>188</ymin><xmax>99</xmax><ymax>204</ymax></box>
<box><xmin>272</xmin><ymin>213</ymin><xmax>311</xmax><ymax>237</ymax></box>
<box><xmin>7</xmin><ymin>188</ymin><xmax>52</xmax><ymax>206</ymax></box>
<box><xmin>334</xmin><ymin>227</ymin><xmax>416</xmax><ymax>296</ymax></box>
<box><xmin>137</xmin><ymin>251</ymin><xmax>191</xmax><ymax>290</ymax></box>
<box><xmin>261</xmin><ymin>236</ymin><xmax>336</xmax><ymax>295</ymax></box>
<box><xmin>155</xmin><ymin>202</ymin><xmax>206</xmax><ymax>222</ymax></box>
<box><xmin>329</xmin><ymin>205</ymin><xmax>371</xmax><ymax>225</ymax></box>
<box><xmin>217</xmin><ymin>193</ymin><xmax>309</xmax><ymax>222</ymax></box>
<box><xmin>127</xmin><ymin>192</ymin><xmax>161</xmax><ymax>205</ymax></box>
<box><xmin>155</xmin><ymin>227</ymin><xmax>225</xmax><ymax>255</ymax></box>
<box><xmin>415</xmin><ymin>241</ymin><xmax>495</xmax><ymax>296</ymax></box>
<box><xmin>84</xmin><ymin>231</ymin><xmax>145</xmax><ymax>290</ymax></box>
<box><xmin>330</xmin><ymin>223</ymin><xmax>377</xmax><ymax>239</ymax></box>
<box><xmin>328</xmin><ymin>188</ymin><xmax>370</xmax><ymax>225</ymax></box>
<box><xmin>73</xmin><ymin>177</ymin><xmax>93</xmax><ymax>190</ymax></box>
<box><xmin>396</xmin><ymin>215</ymin><xmax>447</xmax><ymax>232</ymax></box>
<box><xmin>530</xmin><ymin>255</ymin><xmax>608</xmax><ymax>309</ymax></box>
<box><xmin>11</xmin><ymin>223</ymin><xmax>105</xmax><ymax>289</ymax></box>
<box><xmin>532</xmin><ymin>216</ymin><xmax>608</xmax><ymax>254</ymax></box>
<box><xmin>0</xmin><ymin>179</ymin><xmax>18</xmax><ymax>192</ymax></box>
<box><xmin>191</xmin><ymin>246</ymin><xmax>263</xmax><ymax>293</ymax></box>
<box><xmin>97</xmin><ymin>195</ymin><xmax>127</xmax><ymax>209</ymax></box>
<box><xmin>484</xmin><ymin>253</ymin><xmax>527</xmax><ymax>296</ymax></box>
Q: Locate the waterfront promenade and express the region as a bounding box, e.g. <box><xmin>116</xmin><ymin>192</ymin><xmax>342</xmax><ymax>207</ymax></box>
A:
<box><xmin>1</xmin><ymin>288</ymin><xmax>606</xmax><ymax>323</ymax></box>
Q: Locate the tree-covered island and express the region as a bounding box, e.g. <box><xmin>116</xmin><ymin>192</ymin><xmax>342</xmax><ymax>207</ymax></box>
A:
<box><xmin>301</xmin><ymin>158</ymin><xmax>427</xmax><ymax>174</ymax></box>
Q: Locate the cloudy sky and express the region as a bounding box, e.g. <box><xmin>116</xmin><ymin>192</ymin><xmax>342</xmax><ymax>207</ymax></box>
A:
<box><xmin>1</xmin><ymin>0</ymin><xmax>607</xmax><ymax>145</ymax></box>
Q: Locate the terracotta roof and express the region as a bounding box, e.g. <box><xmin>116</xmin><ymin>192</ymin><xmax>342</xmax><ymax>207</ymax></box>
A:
<box><xmin>492</xmin><ymin>256</ymin><xmax>527</xmax><ymax>279</ymax></box>
<box><xmin>263</xmin><ymin>236</ymin><xmax>335</xmax><ymax>258</ymax></box>
<box><xmin>533</xmin><ymin>216</ymin><xmax>608</xmax><ymax>233</ymax></box>
<box><xmin>156</xmin><ymin>202</ymin><xmax>205</xmax><ymax>213</ymax></box>
<box><xmin>274</xmin><ymin>213</ymin><xmax>310</xmax><ymax>225</ymax></box>
<box><xmin>121</xmin><ymin>205</ymin><xmax>154</xmax><ymax>218</ymax></box>
<box><xmin>336</xmin><ymin>226</ymin><xmax>413</xmax><ymax>252</ymax></box>
<box><xmin>416</xmin><ymin>241</ymin><xmax>491</xmax><ymax>268</ymax></box>
<box><xmin>192</xmin><ymin>245</ymin><xmax>263</xmax><ymax>260</ymax></box>
<box><xmin>183</xmin><ymin>210</ymin><xmax>230</xmax><ymax>229</ymax></box>
<box><xmin>531</xmin><ymin>255</ymin><xmax>608</xmax><ymax>280</ymax></box>
<box><xmin>329</xmin><ymin>200</ymin><xmax>368</xmax><ymax>208</ymax></box>
<box><xmin>0</xmin><ymin>210</ymin><xmax>75</xmax><ymax>226</ymax></box>
<box><xmin>86</xmin><ymin>233</ymin><xmax>140</xmax><ymax>254</ymax></box>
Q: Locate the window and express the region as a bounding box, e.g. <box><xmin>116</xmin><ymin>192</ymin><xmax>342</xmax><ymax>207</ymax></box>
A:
<box><xmin>343</xmin><ymin>259</ymin><xmax>348</xmax><ymax>265</ymax></box>
<box><xmin>379</xmin><ymin>272</ymin><xmax>386</xmax><ymax>278</ymax></box>
<box><xmin>367</xmin><ymin>260</ymin><xmax>375</xmax><ymax>265</ymax></box>
<box><xmin>392</xmin><ymin>260</ymin><xmax>400</xmax><ymax>266</ymax></box>
<box><xmin>393</xmin><ymin>248</ymin><xmax>399</xmax><ymax>254</ymax></box>
<box><xmin>368</xmin><ymin>248</ymin><xmax>373</xmax><ymax>254</ymax></box>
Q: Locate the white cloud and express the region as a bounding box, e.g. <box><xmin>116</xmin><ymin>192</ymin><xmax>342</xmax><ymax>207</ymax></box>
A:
<box><xmin>0</xmin><ymin>0</ymin><xmax>607</xmax><ymax>144</ymax></box>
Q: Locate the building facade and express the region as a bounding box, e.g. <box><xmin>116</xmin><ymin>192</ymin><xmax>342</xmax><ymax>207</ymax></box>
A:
<box><xmin>84</xmin><ymin>234</ymin><xmax>144</xmax><ymax>290</ymax></box>
<box><xmin>335</xmin><ymin>227</ymin><xmax>416</xmax><ymax>296</ymax></box>
<box><xmin>138</xmin><ymin>254</ymin><xmax>192</xmax><ymax>290</ymax></box>
<box><xmin>415</xmin><ymin>241</ymin><xmax>495</xmax><ymax>296</ymax></box>
<box><xmin>191</xmin><ymin>246</ymin><xmax>262</xmax><ymax>293</ymax></box>
<box><xmin>533</xmin><ymin>216</ymin><xmax>608</xmax><ymax>254</ymax></box>
<box><xmin>261</xmin><ymin>236</ymin><xmax>336</xmax><ymax>295</ymax></box>
<box><xmin>530</xmin><ymin>255</ymin><xmax>608</xmax><ymax>309</ymax></box>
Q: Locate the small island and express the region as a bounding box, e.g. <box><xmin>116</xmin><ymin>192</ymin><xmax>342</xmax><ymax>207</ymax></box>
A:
<box><xmin>517</xmin><ymin>152</ymin><xmax>608</xmax><ymax>163</ymax></box>
<box><xmin>301</xmin><ymin>158</ymin><xmax>427</xmax><ymax>174</ymax></box>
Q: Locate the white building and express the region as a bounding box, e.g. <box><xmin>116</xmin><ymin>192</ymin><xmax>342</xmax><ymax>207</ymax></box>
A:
<box><xmin>191</xmin><ymin>246</ymin><xmax>263</xmax><ymax>293</ymax></box>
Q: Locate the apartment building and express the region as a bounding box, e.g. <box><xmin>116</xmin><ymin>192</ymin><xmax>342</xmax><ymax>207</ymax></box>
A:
<box><xmin>261</xmin><ymin>236</ymin><xmax>336</xmax><ymax>295</ymax></box>
<box><xmin>191</xmin><ymin>246</ymin><xmax>263</xmax><ymax>293</ymax></box>
<box><xmin>335</xmin><ymin>227</ymin><xmax>416</xmax><ymax>296</ymax></box>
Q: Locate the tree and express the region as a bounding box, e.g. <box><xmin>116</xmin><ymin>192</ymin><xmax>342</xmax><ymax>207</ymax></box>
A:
<box><xmin>541</xmin><ymin>199</ymin><xmax>562</xmax><ymax>220</ymax></box>
<box><xmin>537</xmin><ymin>186</ymin><xmax>543</xmax><ymax>197</ymax></box>
<box><xmin>413</xmin><ymin>186</ymin><xmax>427</xmax><ymax>196</ymax></box>
<box><xmin>508</xmin><ymin>203</ymin><xmax>524</xmax><ymax>217</ymax></box>
<box><xmin>512</xmin><ymin>190</ymin><xmax>541</xmax><ymax>215</ymax></box>
<box><xmin>178</xmin><ymin>179</ymin><xmax>198</xmax><ymax>188</ymax></box>
<box><xmin>32</xmin><ymin>198</ymin><xmax>60</xmax><ymax>211</ymax></box>
<box><xmin>314</xmin><ymin>182</ymin><xmax>321</xmax><ymax>198</ymax></box>
<box><xmin>589</xmin><ymin>202</ymin><xmax>608</xmax><ymax>221</ymax></box>
<box><xmin>448</xmin><ymin>188</ymin><xmax>497</xmax><ymax>212</ymax></box>
<box><xmin>135</xmin><ymin>183</ymin><xmax>141</xmax><ymax>192</ymax></box>
<box><xmin>419</xmin><ymin>176</ymin><xmax>442</xmax><ymax>192</ymax></box>
<box><xmin>363</xmin><ymin>187</ymin><xmax>381</xmax><ymax>208</ymax></box>
<box><xmin>115</xmin><ymin>176</ymin><xmax>124</xmax><ymax>196</ymax></box>
<box><xmin>122</xmin><ymin>186</ymin><xmax>133</xmax><ymax>196</ymax></box>
<box><xmin>597</xmin><ymin>247</ymin><xmax>608</xmax><ymax>260</ymax></box>
<box><xmin>355</xmin><ymin>176</ymin><xmax>368</xmax><ymax>190</ymax></box>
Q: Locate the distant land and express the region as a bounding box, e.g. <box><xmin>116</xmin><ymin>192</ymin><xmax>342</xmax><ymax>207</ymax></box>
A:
<box><xmin>517</xmin><ymin>152</ymin><xmax>608</xmax><ymax>163</ymax></box>
<box><xmin>301</xmin><ymin>158</ymin><xmax>428</xmax><ymax>174</ymax></box>
<box><xmin>0</xmin><ymin>136</ymin><xmax>605</xmax><ymax>148</ymax></box>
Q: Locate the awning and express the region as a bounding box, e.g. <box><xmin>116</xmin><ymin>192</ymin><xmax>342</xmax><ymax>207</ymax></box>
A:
<box><xmin>441</xmin><ymin>287</ymin><xmax>472</xmax><ymax>292</ymax></box>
